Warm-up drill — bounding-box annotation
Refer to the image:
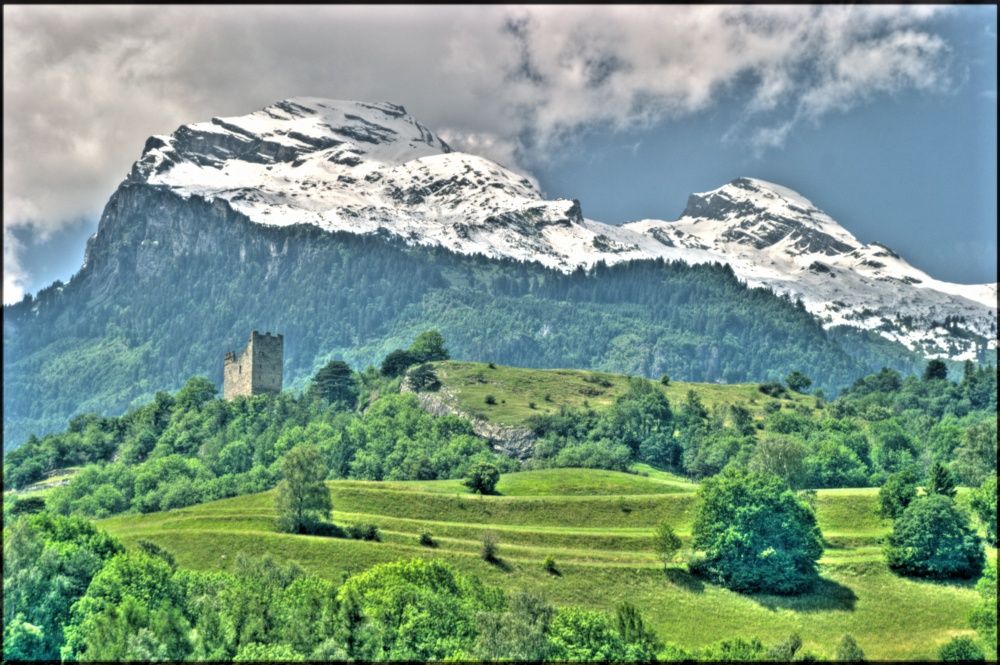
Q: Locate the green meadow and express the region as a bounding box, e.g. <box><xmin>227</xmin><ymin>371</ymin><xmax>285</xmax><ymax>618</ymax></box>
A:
<box><xmin>98</xmin><ymin>468</ymin><xmax>995</xmax><ymax>660</ymax></box>
<box><xmin>430</xmin><ymin>361</ymin><xmax>814</xmax><ymax>426</ymax></box>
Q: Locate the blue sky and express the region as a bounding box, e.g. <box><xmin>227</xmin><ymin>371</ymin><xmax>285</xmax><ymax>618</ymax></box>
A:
<box><xmin>534</xmin><ymin>7</ymin><xmax>997</xmax><ymax>284</ymax></box>
<box><xmin>4</xmin><ymin>5</ymin><xmax>997</xmax><ymax>302</ymax></box>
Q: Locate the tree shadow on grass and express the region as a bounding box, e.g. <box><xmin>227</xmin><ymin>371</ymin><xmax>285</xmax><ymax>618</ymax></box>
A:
<box><xmin>485</xmin><ymin>556</ymin><xmax>513</xmax><ymax>572</ymax></box>
<box><xmin>664</xmin><ymin>567</ymin><xmax>705</xmax><ymax>593</ymax></box>
<box><xmin>747</xmin><ymin>576</ymin><xmax>858</xmax><ymax>613</ymax></box>
<box><xmin>888</xmin><ymin>570</ymin><xmax>981</xmax><ymax>591</ymax></box>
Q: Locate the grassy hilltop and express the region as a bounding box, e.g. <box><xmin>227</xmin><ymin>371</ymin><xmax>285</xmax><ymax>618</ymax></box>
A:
<box><xmin>428</xmin><ymin>360</ymin><xmax>813</xmax><ymax>427</ymax></box>
<box><xmin>98</xmin><ymin>467</ymin><xmax>995</xmax><ymax>660</ymax></box>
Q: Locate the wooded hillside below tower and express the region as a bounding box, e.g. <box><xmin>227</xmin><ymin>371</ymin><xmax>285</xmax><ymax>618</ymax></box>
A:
<box><xmin>223</xmin><ymin>331</ymin><xmax>283</xmax><ymax>399</ymax></box>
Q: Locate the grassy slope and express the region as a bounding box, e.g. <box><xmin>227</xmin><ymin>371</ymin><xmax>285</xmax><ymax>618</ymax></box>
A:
<box><xmin>98</xmin><ymin>468</ymin><xmax>995</xmax><ymax>660</ymax></box>
<box><xmin>431</xmin><ymin>361</ymin><xmax>815</xmax><ymax>426</ymax></box>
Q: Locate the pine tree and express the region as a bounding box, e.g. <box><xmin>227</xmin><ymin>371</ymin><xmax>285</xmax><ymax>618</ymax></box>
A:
<box><xmin>406</xmin><ymin>363</ymin><xmax>441</xmax><ymax>392</ymax></box>
<box><xmin>927</xmin><ymin>462</ymin><xmax>957</xmax><ymax>499</ymax></box>
<box><xmin>922</xmin><ymin>359</ymin><xmax>948</xmax><ymax>381</ymax></box>
<box><xmin>309</xmin><ymin>360</ymin><xmax>357</xmax><ymax>406</ymax></box>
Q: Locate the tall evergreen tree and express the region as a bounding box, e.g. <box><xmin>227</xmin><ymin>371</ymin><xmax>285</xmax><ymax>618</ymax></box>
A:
<box><xmin>309</xmin><ymin>360</ymin><xmax>357</xmax><ymax>407</ymax></box>
<box><xmin>923</xmin><ymin>359</ymin><xmax>948</xmax><ymax>381</ymax></box>
<box><xmin>927</xmin><ymin>461</ymin><xmax>957</xmax><ymax>498</ymax></box>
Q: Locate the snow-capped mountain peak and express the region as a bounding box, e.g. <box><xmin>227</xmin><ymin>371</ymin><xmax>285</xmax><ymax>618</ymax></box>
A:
<box><xmin>125</xmin><ymin>99</ymin><xmax>997</xmax><ymax>362</ymax></box>
<box><xmin>132</xmin><ymin>97</ymin><xmax>450</xmax><ymax>183</ymax></box>
<box><xmin>675</xmin><ymin>177</ymin><xmax>860</xmax><ymax>254</ymax></box>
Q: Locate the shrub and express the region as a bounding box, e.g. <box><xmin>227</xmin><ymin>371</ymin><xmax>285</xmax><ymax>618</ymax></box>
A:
<box><xmin>885</xmin><ymin>495</ymin><xmax>984</xmax><ymax>579</ymax></box>
<box><xmin>464</xmin><ymin>462</ymin><xmax>500</xmax><ymax>495</ymax></box>
<box><xmin>528</xmin><ymin>401</ymin><xmax>537</xmax><ymax>409</ymax></box>
<box><xmin>614</xmin><ymin>602</ymin><xmax>662</xmax><ymax>660</ymax></box>
<box><xmin>699</xmin><ymin>637</ymin><xmax>766</xmax><ymax>661</ymax></box>
<box><xmin>938</xmin><ymin>636</ymin><xmax>985</xmax><ymax>662</ymax></box>
<box><xmin>759</xmin><ymin>382</ymin><xmax>788</xmax><ymax>398</ymax></box>
<box><xmin>347</xmin><ymin>523</ymin><xmax>381</xmax><ymax>541</ymax></box>
<box><xmin>834</xmin><ymin>634</ymin><xmax>865</xmax><ymax>661</ymax></box>
<box><xmin>484</xmin><ymin>394</ymin><xmax>497</xmax><ymax>405</ymax></box>
<box><xmin>136</xmin><ymin>539</ymin><xmax>176</xmax><ymax>568</ymax></box>
<box><xmin>766</xmin><ymin>633</ymin><xmax>803</xmax><ymax>661</ymax></box>
<box><xmin>547</xmin><ymin>607</ymin><xmax>628</xmax><ymax>661</ymax></box>
<box><xmin>660</xmin><ymin>374</ymin><xmax>670</xmax><ymax>386</ymax></box>
<box><xmin>544</xmin><ymin>555</ymin><xmax>559</xmax><ymax>575</ymax></box>
<box><xmin>691</xmin><ymin>467</ymin><xmax>823</xmax><ymax>594</ymax></box>
<box><xmin>488</xmin><ymin>362</ymin><xmax>497</xmax><ymax>369</ymax></box>
<box><xmin>969</xmin><ymin>564</ymin><xmax>997</xmax><ymax>654</ymax></box>
<box><xmin>419</xmin><ymin>531</ymin><xmax>436</xmax><ymax>548</ymax></box>
<box><xmin>583</xmin><ymin>375</ymin><xmax>613</xmax><ymax>388</ymax></box>
<box><xmin>481</xmin><ymin>531</ymin><xmax>499</xmax><ymax>562</ymax></box>
<box><xmin>9</xmin><ymin>496</ymin><xmax>46</xmax><ymax>516</ymax></box>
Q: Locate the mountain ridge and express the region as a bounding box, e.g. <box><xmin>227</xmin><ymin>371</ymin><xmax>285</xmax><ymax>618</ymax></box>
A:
<box><xmin>2</xmin><ymin>96</ymin><xmax>992</xmax><ymax>448</ymax></box>
<box><xmin>126</xmin><ymin>97</ymin><xmax>997</xmax><ymax>361</ymax></box>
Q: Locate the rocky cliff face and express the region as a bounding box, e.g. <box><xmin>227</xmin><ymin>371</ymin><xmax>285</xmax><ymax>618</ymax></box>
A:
<box><xmin>400</xmin><ymin>382</ymin><xmax>537</xmax><ymax>459</ymax></box>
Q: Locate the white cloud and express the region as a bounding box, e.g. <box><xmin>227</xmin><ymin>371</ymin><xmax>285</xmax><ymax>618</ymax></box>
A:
<box><xmin>3</xmin><ymin>226</ymin><xmax>25</xmax><ymax>304</ymax></box>
<box><xmin>2</xmin><ymin>5</ymin><xmax>958</xmax><ymax>302</ymax></box>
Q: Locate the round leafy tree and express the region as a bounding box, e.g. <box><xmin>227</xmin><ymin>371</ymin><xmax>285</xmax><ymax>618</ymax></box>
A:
<box><xmin>938</xmin><ymin>636</ymin><xmax>986</xmax><ymax>662</ymax></box>
<box><xmin>336</xmin><ymin>558</ymin><xmax>500</xmax><ymax>661</ymax></box>
<box><xmin>409</xmin><ymin>330</ymin><xmax>449</xmax><ymax>363</ymax></box>
<box><xmin>785</xmin><ymin>371</ymin><xmax>812</xmax><ymax>393</ymax></box>
<box><xmin>691</xmin><ymin>467</ymin><xmax>824</xmax><ymax>594</ymax></box>
<box><xmin>464</xmin><ymin>462</ymin><xmax>500</xmax><ymax>495</ymax></box>
<box><xmin>380</xmin><ymin>349</ymin><xmax>416</xmax><ymax>377</ymax></box>
<box><xmin>275</xmin><ymin>445</ymin><xmax>332</xmax><ymax>534</ymax></box>
<box><xmin>885</xmin><ymin>494</ymin><xmax>984</xmax><ymax>579</ymax></box>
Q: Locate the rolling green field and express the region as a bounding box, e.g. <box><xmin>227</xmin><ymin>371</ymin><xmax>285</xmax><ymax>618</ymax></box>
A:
<box><xmin>430</xmin><ymin>361</ymin><xmax>814</xmax><ymax>426</ymax></box>
<box><xmin>98</xmin><ymin>468</ymin><xmax>995</xmax><ymax>660</ymax></box>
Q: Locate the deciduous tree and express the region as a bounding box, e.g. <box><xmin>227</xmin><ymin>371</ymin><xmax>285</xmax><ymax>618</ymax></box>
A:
<box><xmin>691</xmin><ymin>467</ymin><xmax>823</xmax><ymax>594</ymax></box>
<box><xmin>885</xmin><ymin>494</ymin><xmax>984</xmax><ymax>579</ymax></box>
<box><xmin>275</xmin><ymin>446</ymin><xmax>331</xmax><ymax>534</ymax></box>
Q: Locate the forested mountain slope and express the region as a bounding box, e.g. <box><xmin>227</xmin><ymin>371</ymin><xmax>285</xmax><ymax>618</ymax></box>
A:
<box><xmin>3</xmin><ymin>181</ymin><xmax>927</xmax><ymax>448</ymax></box>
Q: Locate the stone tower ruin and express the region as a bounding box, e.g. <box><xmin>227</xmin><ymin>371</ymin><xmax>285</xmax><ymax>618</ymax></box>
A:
<box><xmin>223</xmin><ymin>330</ymin><xmax>284</xmax><ymax>399</ymax></box>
